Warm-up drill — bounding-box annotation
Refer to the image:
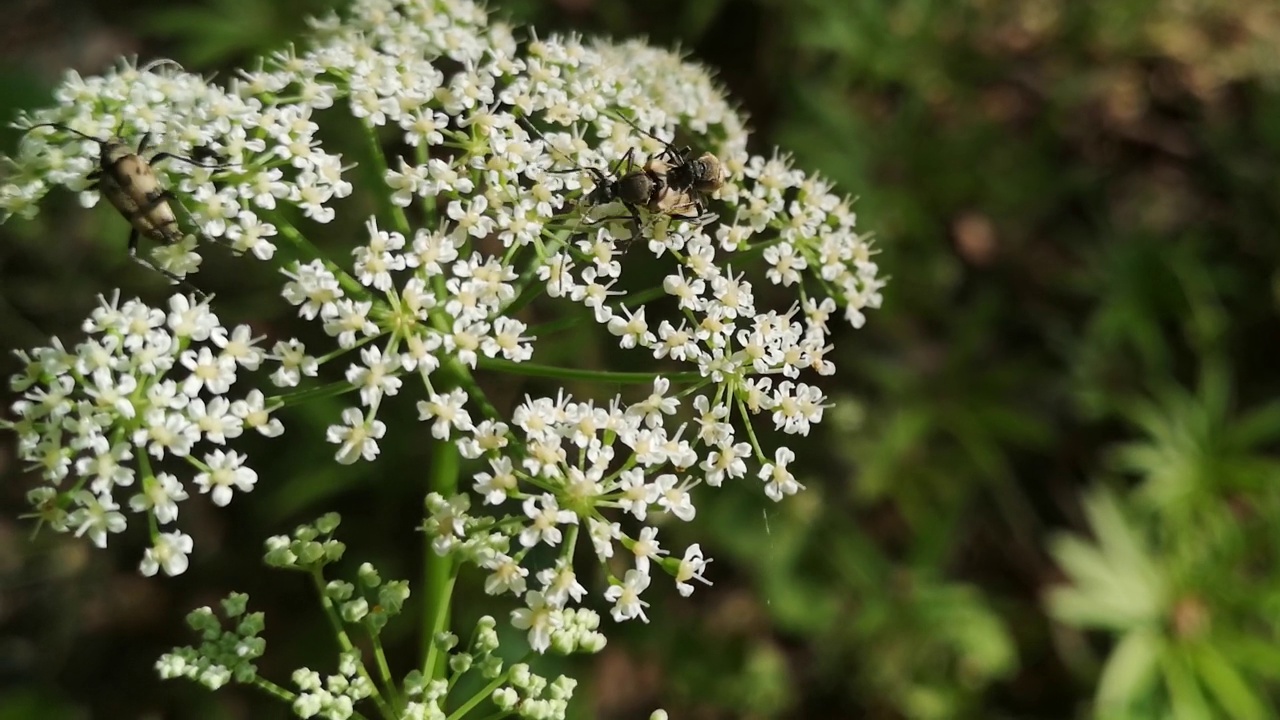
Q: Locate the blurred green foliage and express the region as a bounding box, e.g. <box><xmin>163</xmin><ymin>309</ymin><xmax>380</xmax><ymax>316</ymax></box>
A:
<box><xmin>3</xmin><ymin>0</ymin><xmax>1280</xmax><ymax>718</ymax></box>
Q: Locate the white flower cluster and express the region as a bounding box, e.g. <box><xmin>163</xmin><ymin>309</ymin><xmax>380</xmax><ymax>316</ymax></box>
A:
<box><xmin>5</xmin><ymin>293</ymin><xmax>283</xmax><ymax>575</ymax></box>
<box><xmin>1</xmin><ymin>55</ymin><xmax>353</xmax><ymax>271</ymax></box>
<box><xmin>273</xmin><ymin>0</ymin><xmax>878</xmax><ymax>649</ymax></box>
<box><xmin>0</xmin><ymin>0</ymin><xmax>886</xmax><ymax>657</ymax></box>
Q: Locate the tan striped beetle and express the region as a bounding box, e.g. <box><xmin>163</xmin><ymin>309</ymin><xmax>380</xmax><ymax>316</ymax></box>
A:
<box><xmin>25</xmin><ymin>122</ymin><xmax>225</xmax><ymax>294</ymax></box>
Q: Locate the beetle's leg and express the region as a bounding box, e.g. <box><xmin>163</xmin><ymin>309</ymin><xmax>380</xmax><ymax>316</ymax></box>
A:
<box><xmin>162</xmin><ymin>190</ymin><xmax>239</xmax><ymax>252</ymax></box>
<box><xmin>127</xmin><ymin>227</ymin><xmax>207</xmax><ymax>299</ymax></box>
<box><xmin>623</xmin><ymin>201</ymin><xmax>648</xmax><ymax>239</ymax></box>
<box><xmin>581</xmin><ymin>212</ymin><xmax>634</xmax><ymax>226</ymax></box>
<box><xmin>617</xmin><ymin>148</ymin><xmax>636</xmax><ymax>175</ymax></box>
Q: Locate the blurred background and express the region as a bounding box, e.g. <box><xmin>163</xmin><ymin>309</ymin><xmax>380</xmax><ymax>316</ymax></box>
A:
<box><xmin>3</xmin><ymin>0</ymin><xmax>1280</xmax><ymax>718</ymax></box>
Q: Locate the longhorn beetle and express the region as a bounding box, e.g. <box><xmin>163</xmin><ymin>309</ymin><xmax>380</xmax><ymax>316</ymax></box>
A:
<box><xmin>613</xmin><ymin>113</ymin><xmax>724</xmax><ymax>221</ymax></box>
<box><xmin>640</xmin><ymin>155</ymin><xmax>718</xmax><ymax>225</ymax></box>
<box><xmin>518</xmin><ymin>115</ymin><xmax>722</xmax><ymax>245</ymax></box>
<box><xmin>576</xmin><ymin>147</ymin><xmax>667</xmax><ymax>227</ymax></box>
<box><xmin>24</xmin><ymin>122</ymin><xmax>227</xmax><ymax>294</ymax></box>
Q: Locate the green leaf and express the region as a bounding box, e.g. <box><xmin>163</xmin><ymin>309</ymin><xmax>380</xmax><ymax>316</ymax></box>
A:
<box><xmin>1047</xmin><ymin>488</ymin><xmax>1166</xmax><ymax>630</ymax></box>
<box><xmin>1193</xmin><ymin>643</ymin><xmax>1271</xmax><ymax>720</ymax></box>
<box><xmin>1096</xmin><ymin>627</ymin><xmax>1162</xmax><ymax>708</ymax></box>
<box><xmin>1163</xmin><ymin>650</ymin><xmax>1212</xmax><ymax>720</ymax></box>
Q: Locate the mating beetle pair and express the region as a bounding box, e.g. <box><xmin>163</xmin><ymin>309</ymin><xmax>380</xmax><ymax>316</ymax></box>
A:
<box><xmin>531</xmin><ymin>114</ymin><xmax>726</xmax><ymax>231</ymax></box>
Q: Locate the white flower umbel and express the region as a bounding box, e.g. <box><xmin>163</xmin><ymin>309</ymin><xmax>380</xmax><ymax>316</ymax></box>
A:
<box><xmin>4</xmin><ymin>293</ymin><xmax>280</xmax><ymax>573</ymax></box>
<box><xmin>1</xmin><ymin>58</ymin><xmax>349</xmax><ymax>278</ymax></box>
<box><xmin>1</xmin><ymin>0</ymin><xmax>886</xmax><ymax>685</ymax></box>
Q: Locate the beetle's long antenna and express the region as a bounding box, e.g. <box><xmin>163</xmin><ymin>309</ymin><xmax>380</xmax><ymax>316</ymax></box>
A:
<box><xmin>23</xmin><ymin>123</ymin><xmax>106</xmax><ymax>144</ymax></box>
<box><xmin>607</xmin><ymin>111</ymin><xmax>680</xmax><ymax>156</ymax></box>
<box><xmin>517</xmin><ymin>115</ymin><xmax>596</xmax><ymax>173</ymax></box>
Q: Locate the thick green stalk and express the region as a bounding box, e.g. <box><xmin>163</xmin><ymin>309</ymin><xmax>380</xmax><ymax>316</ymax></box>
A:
<box><xmin>422</xmin><ymin>426</ymin><xmax>461</xmax><ymax>679</ymax></box>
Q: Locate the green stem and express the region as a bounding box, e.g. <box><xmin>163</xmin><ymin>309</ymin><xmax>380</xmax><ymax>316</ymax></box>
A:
<box><xmin>273</xmin><ymin>378</ymin><xmax>362</xmax><ymax>407</ymax></box>
<box><xmin>310</xmin><ymin>569</ymin><xmax>395</xmax><ymax>719</ymax></box>
<box><xmin>502</xmin><ymin>271</ymin><xmax>548</xmax><ymax>319</ymax></box>
<box><xmin>619</xmin><ymin>286</ymin><xmax>671</xmax><ymax>309</ymax></box>
<box><xmin>251</xmin><ymin>676</ymin><xmax>299</xmax><ymax>704</ymax></box>
<box><xmin>525</xmin><ymin>287</ymin><xmax>669</xmax><ymax>338</ymax></box>
<box><xmin>269</xmin><ymin>211</ymin><xmax>366</xmax><ymax>296</ymax></box>
<box><xmin>476</xmin><ymin>357</ymin><xmax>701</xmax><ymax>384</ymax></box>
<box><xmin>421</xmin><ymin>432</ymin><xmax>461</xmax><ymax>679</ymax></box>
<box><xmin>451</xmin><ymin>363</ymin><xmax>504</xmax><ymax>424</ymax></box>
<box><xmin>421</xmin><ymin>569</ymin><xmax>458</xmax><ymax>681</ymax></box>
<box><xmin>444</xmin><ymin>669</ymin><xmax>517</xmax><ymax>720</ymax></box>
<box><xmin>414</xmin><ymin>142</ymin><xmax>435</xmax><ymax>228</ymax></box>
<box><xmin>736</xmin><ymin>393</ymin><xmax>768</xmax><ymax>463</ymax></box>
<box><xmin>363</xmin><ymin>120</ymin><xmax>412</xmax><ymax>237</ymax></box>
<box><xmin>369</xmin><ymin>632</ymin><xmax>399</xmax><ymax>708</ymax></box>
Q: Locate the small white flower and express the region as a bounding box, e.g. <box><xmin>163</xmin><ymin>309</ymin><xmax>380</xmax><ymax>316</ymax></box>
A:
<box><xmin>179</xmin><ymin>347</ymin><xmax>237</xmax><ymax>396</ymax></box>
<box><xmin>510</xmin><ymin>590</ymin><xmax>562</xmax><ymax>654</ymax></box>
<box><xmin>167</xmin><ymin>294</ymin><xmax>221</xmax><ymax>342</ymax></box>
<box><xmin>692</xmin><ymin>395</ymin><xmax>732</xmax><ymax>445</ymax></box>
<box><xmin>457</xmin><ymin>419</ymin><xmax>510</xmax><ymax>459</ymax></box>
<box><xmin>629</xmin><ymin>377</ymin><xmax>678</xmax><ymax>429</ymax></box>
<box><xmin>537</xmin><ymin>562</ymin><xmax>587</xmax><ymax>608</ymax></box>
<box><xmin>187</xmin><ymin>396</ymin><xmax>244</xmax><ymax>444</ymax></box>
<box><xmin>653</xmin><ymin>474</ymin><xmax>695</xmax><ymax>521</ymax></box>
<box><xmin>68</xmin><ymin>491</ymin><xmax>126</xmax><ymax>548</ymax></box>
<box><xmin>346</xmin><ymin>345</ymin><xmax>403</xmax><ymax>407</ymax></box>
<box><xmin>630</xmin><ymin>526</ymin><xmax>668</xmax><ymax>576</ymax></box>
<box><xmin>759</xmin><ymin>446</ymin><xmax>804</xmax><ymax>501</ymax></box>
<box><xmin>213</xmin><ymin>324</ymin><xmax>266</xmax><ymax>370</ymax></box>
<box><xmin>603</xmin><ymin>569</ymin><xmax>651</xmax><ymax>623</ymax></box>
<box><xmin>354</xmin><ymin>217</ymin><xmax>407</xmax><ymax>290</ymax></box>
<box><xmin>231</xmin><ymin>389</ymin><xmax>284</xmax><ymax>437</ymax></box>
<box><xmin>326</xmin><ymin>407</ymin><xmax>386</xmax><ymax>464</ymax></box>
<box><xmin>129</xmin><ymin>472</ymin><xmax>189</xmax><ymax>524</ymax></box>
<box><xmin>84</xmin><ymin>368</ymin><xmax>137</xmax><ymax>419</ymax></box>
<box><xmin>763</xmin><ymin>242</ymin><xmax>806</xmax><ymax>286</ymax></box>
<box><xmin>675</xmin><ymin>544</ymin><xmax>713</xmax><ymax>597</ymax></box>
<box><xmin>416</xmin><ymin>388</ymin><xmax>473</xmax><ymax>440</ymax></box>
<box><xmin>193</xmin><ymin>449</ymin><xmax>258</xmax><ymax>506</ymax></box>
<box><xmin>606</xmin><ymin>306</ymin><xmax>654</xmax><ymax>349</ymax></box>
<box><xmin>323</xmin><ymin>299</ymin><xmax>377</xmax><ymax>349</ymax></box>
<box><xmin>75</xmin><ymin>441</ymin><xmax>135</xmax><ymax>494</ymax></box>
<box><xmin>483</xmin><ymin>552</ymin><xmax>529</xmax><ymax>596</ymax></box>
<box><xmin>134</xmin><ymin>408</ymin><xmax>200</xmax><ymax>459</ymax></box>
<box><xmin>473</xmin><ymin>456</ymin><xmax>518</xmax><ymax>505</ymax></box>
<box><xmin>587</xmin><ymin>517</ymin><xmax>622</xmax><ymax>561</ymax></box>
<box><xmin>140</xmin><ymin>531</ymin><xmax>194</xmax><ymax>577</ymax></box>
<box><xmin>269</xmin><ymin>338</ymin><xmax>319</xmax><ymax>388</ymax></box>
<box><xmin>703</xmin><ymin>441</ymin><xmax>751</xmax><ymax>487</ymax></box>
<box><xmin>615</xmin><ymin>468</ymin><xmax>656</xmax><ymax>520</ymax></box>
<box><xmin>518</xmin><ymin>494</ymin><xmax>577</xmax><ymax>548</ymax></box>
<box><xmin>424</xmin><ymin>493</ymin><xmax>470</xmax><ymax>555</ymax></box>
<box><xmin>446</xmin><ymin>196</ymin><xmax>496</xmax><ymax>239</ymax></box>
<box><xmin>481</xmin><ymin>317</ymin><xmax>534</xmax><ymax>362</ymax></box>
<box><xmin>282</xmin><ymin>260</ymin><xmax>343</xmax><ymax>321</ymax></box>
